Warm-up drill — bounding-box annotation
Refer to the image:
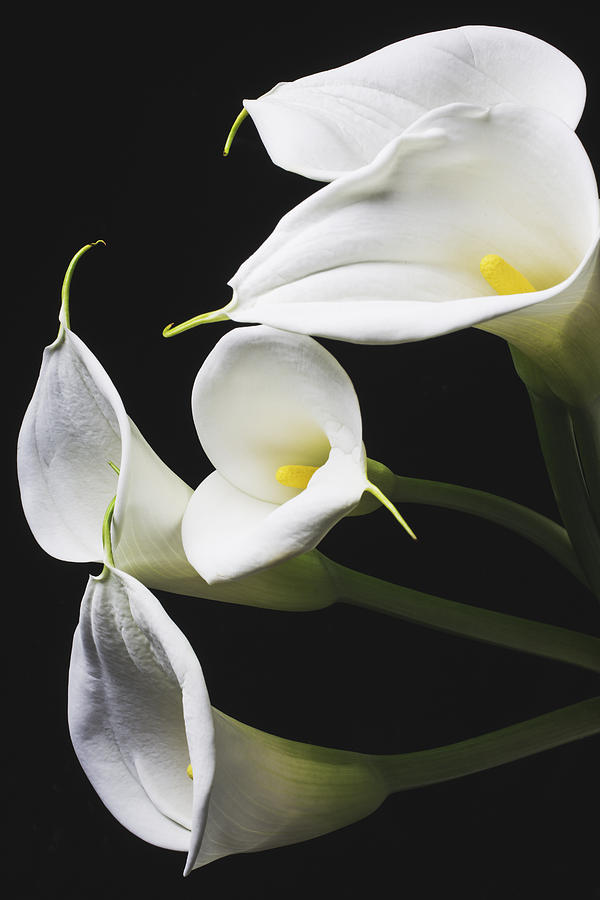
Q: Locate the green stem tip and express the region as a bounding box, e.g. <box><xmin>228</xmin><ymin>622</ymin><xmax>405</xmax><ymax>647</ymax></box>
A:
<box><xmin>366</xmin><ymin>481</ymin><xmax>417</xmax><ymax>541</ymax></box>
<box><xmin>59</xmin><ymin>239</ymin><xmax>106</xmax><ymax>331</ymax></box>
<box><xmin>101</xmin><ymin>495</ymin><xmax>116</xmax><ymax>570</ymax></box>
<box><xmin>162</xmin><ymin>297</ymin><xmax>237</xmax><ymax>338</ymax></box>
<box><xmin>223</xmin><ymin>108</ymin><xmax>249</xmax><ymax>156</ymax></box>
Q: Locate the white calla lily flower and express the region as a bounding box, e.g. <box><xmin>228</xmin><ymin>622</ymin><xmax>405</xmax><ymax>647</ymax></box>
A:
<box><xmin>68</xmin><ymin>565</ymin><xmax>387</xmax><ymax>875</ymax></box>
<box><xmin>70</xmin><ymin>565</ymin><xmax>600</xmax><ymax>875</ymax></box>
<box><xmin>68</xmin><ymin>566</ymin><xmax>215</xmax><ymax>874</ymax></box>
<box><xmin>227</xmin><ymin>25</ymin><xmax>585</xmax><ymax>181</ymax></box>
<box><xmin>173</xmin><ymin>103</ymin><xmax>598</xmax><ymax>408</ymax></box>
<box><xmin>16</xmin><ymin>245</ymin><xmax>338</xmax><ymax>610</ymax></box>
<box><xmin>17</xmin><ymin>320</ymin><xmax>193</xmax><ymax>572</ymax></box>
<box><xmin>183</xmin><ymin>325</ymin><xmax>413</xmax><ymax>583</ymax></box>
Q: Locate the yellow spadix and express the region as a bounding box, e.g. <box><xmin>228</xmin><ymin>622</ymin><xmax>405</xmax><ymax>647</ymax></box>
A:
<box><xmin>276</xmin><ymin>464</ymin><xmax>319</xmax><ymax>490</ymax></box>
<box><xmin>275</xmin><ymin>463</ymin><xmax>417</xmax><ymax>541</ymax></box>
<box><xmin>480</xmin><ymin>254</ymin><xmax>536</xmax><ymax>295</ymax></box>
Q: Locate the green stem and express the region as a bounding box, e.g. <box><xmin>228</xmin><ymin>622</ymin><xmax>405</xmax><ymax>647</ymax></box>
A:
<box><xmin>223</xmin><ymin>108</ymin><xmax>249</xmax><ymax>156</ymax></box>
<box><xmin>324</xmin><ymin>559</ymin><xmax>600</xmax><ymax>674</ymax></box>
<box><xmin>381</xmin><ymin>470</ymin><xmax>586</xmax><ymax>588</ymax></box>
<box><xmin>162</xmin><ymin>296</ymin><xmax>237</xmax><ymax>339</ymax></box>
<box><xmin>58</xmin><ymin>240</ymin><xmax>106</xmax><ymax>334</ymax></box>
<box><xmin>508</xmin><ymin>346</ymin><xmax>600</xmax><ymax>602</ymax></box>
<box><xmin>570</xmin><ymin>399</ymin><xmax>600</xmax><ymax>533</ymax></box>
<box><xmin>101</xmin><ymin>494</ymin><xmax>116</xmax><ymax>571</ymax></box>
<box><xmin>526</xmin><ymin>391</ymin><xmax>600</xmax><ymax>602</ymax></box>
<box><xmin>377</xmin><ymin>696</ymin><xmax>600</xmax><ymax>793</ymax></box>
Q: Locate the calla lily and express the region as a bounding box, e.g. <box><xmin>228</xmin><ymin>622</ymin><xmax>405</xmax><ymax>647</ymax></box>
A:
<box><xmin>67</xmin><ymin>564</ymin><xmax>389</xmax><ymax>874</ymax></box>
<box><xmin>16</xmin><ymin>320</ymin><xmax>341</xmax><ymax>608</ymax></box>
<box><xmin>16</xmin><ymin>244</ymin><xmax>337</xmax><ymax>611</ymax></box>
<box><xmin>21</xmin><ymin>246</ymin><xmax>590</xmax><ymax>624</ymax></box>
<box><xmin>182</xmin><ymin>325</ymin><xmax>414</xmax><ymax>583</ymax></box>
<box><xmin>68</xmin><ymin>566</ymin><xmax>386</xmax><ymax>874</ymax></box>
<box><xmin>172</xmin><ymin>103</ymin><xmax>599</xmax><ymax>409</ymax></box>
<box><xmin>226</xmin><ymin>25</ymin><xmax>585</xmax><ymax>181</ymax></box>
<box><xmin>69</xmin><ymin>563</ymin><xmax>600</xmax><ymax>875</ymax></box>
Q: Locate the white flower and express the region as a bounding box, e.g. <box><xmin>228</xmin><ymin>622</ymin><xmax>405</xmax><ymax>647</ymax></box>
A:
<box><xmin>17</xmin><ymin>314</ymin><xmax>197</xmax><ymax>579</ymax></box>
<box><xmin>231</xmin><ymin>26</ymin><xmax>585</xmax><ymax>181</ymax></box>
<box><xmin>69</xmin><ymin>565</ymin><xmax>600</xmax><ymax>875</ymax></box>
<box><xmin>17</xmin><ymin>259</ymin><xmax>337</xmax><ymax>610</ymax></box>
<box><xmin>182</xmin><ymin>325</ymin><xmax>413</xmax><ymax>583</ymax></box>
<box><xmin>68</xmin><ymin>565</ymin><xmax>389</xmax><ymax>874</ymax></box>
<box><xmin>181</xmin><ymin>103</ymin><xmax>598</xmax><ymax>408</ymax></box>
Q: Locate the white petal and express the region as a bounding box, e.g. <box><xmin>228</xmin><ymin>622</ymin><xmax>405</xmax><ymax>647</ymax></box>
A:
<box><xmin>17</xmin><ymin>326</ymin><xmax>196</xmax><ymax>575</ymax></box>
<box><xmin>192</xmin><ymin>709</ymin><xmax>387</xmax><ymax>868</ymax></box>
<box><xmin>17</xmin><ymin>329</ymin><xmax>124</xmax><ymax>561</ymax></box>
<box><xmin>243</xmin><ymin>26</ymin><xmax>585</xmax><ymax>180</ymax></box>
<box><xmin>182</xmin><ymin>461</ymin><xmax>367</xmax><ymax>583</ymax></box>
<box><xmin>478</xmin><ymin>232</ymin><xmax>600</xmax><ymax>406</ymax></box>
<box><xmin>191</xmin><ymin>325</ymin><xmax>364</xmax><ymax>503</ymax></box>
<box><xmin>68</xmin><ymin>567</ymin><xmax>215</xmax><ymax>871</ymax></box>
<box><xmin>17</xmin><ymin>326</ymin><xmax>342</xmax><ymax>610</ymax></box>
<box><xmin>228</xmin><ymin>103</ymin><xmax>598</xmax><ymax>345</ymax></box>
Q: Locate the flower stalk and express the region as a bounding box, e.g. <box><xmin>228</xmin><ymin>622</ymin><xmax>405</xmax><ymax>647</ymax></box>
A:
<box><xmin>510</xmin><ymin>348</ymin><xmax>600</xmax><ymax>602</ymax></box>
<box><xmin>326</xmin><ymin>558</ymin><xmax>600</xmax><ymax>675</ymax></box>
<box><xmin>377</xmin><ymin>696</ymin><xmax>600</xmax><ymax>793</ymax></box>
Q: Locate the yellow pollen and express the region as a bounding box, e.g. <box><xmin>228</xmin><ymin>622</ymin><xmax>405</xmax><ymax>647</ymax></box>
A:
<box><xmin>480</xmin><ymin>254</ymin><xmax>536</xmax><ymax>295</ymax></box>
<box><xmin>186</xmin><ymin>763</ymin><xmax>193</xmax><ymax>780</ymax></box>
<box><xmin>276</xmin><ymin>464</ymin><xmax>319</xmax><ymax>490</ymax></box>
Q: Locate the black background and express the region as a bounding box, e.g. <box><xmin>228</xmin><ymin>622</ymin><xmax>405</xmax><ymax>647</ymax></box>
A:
<box><xmin>8</xmin><ymin>4</ymin><xmax>600</xmax><ymax>898</ymax></box>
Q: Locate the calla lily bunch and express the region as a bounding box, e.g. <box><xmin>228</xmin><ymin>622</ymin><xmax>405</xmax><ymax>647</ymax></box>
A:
<box><xmin>18</xmin><ymin>23</ymin><xmax>600</xmax><ymax>880</ymax></box>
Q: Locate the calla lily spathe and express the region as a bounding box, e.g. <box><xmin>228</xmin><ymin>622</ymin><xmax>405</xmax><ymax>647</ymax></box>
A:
<box><xmin>235</xmin><ymin>26</ymin><xmax>585</xmax><ymax>181</ymax></box>
<box><xmin>183</xmin><ymin>325</ymin><xmax>402</xmax><ymax>583</ymax></box>
<box><xmin>69</xmin><ymin>565</ymin><xmax>600</xmax><ymax>875</ymax></box>
<box><xmin>17</xmin><ymin>301</ymin><xmax>337</xmax><ymax>611</ymax></box>
<box><xmin>68</xmin><ymin>565</ymin><xmax>390</xmax><ymax>874</ymax></box>
<box><xmin>214</xmin><ymin>103</ymin><xmax>599</xmax><ymax>408</ymax></box>
<box><xmin>17</xmin><ymin>321</ymin><xmax>191</xmax><ymax>573</ymax></box>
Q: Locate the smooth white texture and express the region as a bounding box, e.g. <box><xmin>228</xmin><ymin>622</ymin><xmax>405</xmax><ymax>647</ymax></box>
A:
<box><xmin>69</xmin><ymin>570</ymin><xmax>387</xmax><ymax>872</ymax></box>
<box><xmin>17</xmin><ymin>327</ymin><xmax>194</xmax><ymax>569</ymax></box>
<box><xmin>17</xmin><ymin>324</ymin><xmax>339</xmax><ymax>609</ymax></box>
<box><xmin>192</xmin><ymin>709</ymin><xmax>387</xmax><ymax>869</ymax></box>
<box><xmin>478</xmin><ymin>236</ymin><xmax>600</xmax><ymax>406</ymax></box>
<box><xmin>243</xmin><ymin>26</ymin><xmax>586</xmax><ymax>180</ymax></box>
<box><xmin>228</xmin><ymin>103</ymin><xmax>599</xmax><ymax>403</ymax></box>
<box><xmin>18</xmin><ymin>329</ymin><xmax>123</xmax><ymax>561</ymax></box>
<box><xmin>68</xmin><ymin>567</ymin><xmax>215</xmax><ymax>874</ymax></box>
<box><xmin>184</xmin><ymin>326</ymin><xmax>369</xmax><ymax>582</ymax></box>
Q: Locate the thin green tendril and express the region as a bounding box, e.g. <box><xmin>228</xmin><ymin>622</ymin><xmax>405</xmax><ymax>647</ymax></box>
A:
<box><xmin>100</xmin><ymin>460</ymin><xmax>119</xmax><ymax>575</ymax></box>
<box><xmin>366</xmin><ymin>480</ymin><xmax>417</xmax><ymax>541</ymax></box>
<box><xmin>163</xmin><ymin>296</ymin><xmax>237</xmax><ymax>338</ymax></box>
<box><xmin>59</xmin><ymin>240</ymin><xmax>106</xmax><ymax>334</ymax></box>
<box><xmin>101</xmin><ymin>495</ymin><xmax>116</xmax><ymax>570</ymax></box>
<box><xmin>223</xmin><ymin>108</ymin><xmax>249</xmax><ymax>156</ymax></box>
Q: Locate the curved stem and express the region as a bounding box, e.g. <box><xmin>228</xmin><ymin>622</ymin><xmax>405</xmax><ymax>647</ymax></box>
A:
<box><xmin>162</xmin><ymin>296</ymin><xmax>237</xmax><ymax>338</ymax></box>
<box><xmin>58</xmin><ymin>239</ymin><xmax>106</xmax><ymax>334</ymax></box>
<box><xmin>570</xmin><ymin>399</ymin><xmax>600</xmax><ymax>532</ymax></box>
<box><xmin>323</xmin><ymin>558</ymin><xmax>600</xmax><ymax>674</ymax></box>
<box><xmin>223</xmin><ymin>108</ymin><xmax>249</xmax><ymax>156</ymax></box>
<box><xmin>101</xmin><ymin>495</ymin><xmax>116</xmax><ymax>573</ymax></box>
<box><xmin>526</xmin><ymin>391</ymin><xmax>600</xmax><ymax>602</ymax></box>
<box><xmin>381</xmin><ymin>471</ymin><xmax>587</xmax><ymax>588</ymax></box>
<box><xmin>377</xmin><ymin>695</ymin><xmax>600</xmax><ymax>793</ymax></box>
<box><xmin>508</xmin><ymin>345</ymin><xmax>600</xmax><ymax>602</ymax></box>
